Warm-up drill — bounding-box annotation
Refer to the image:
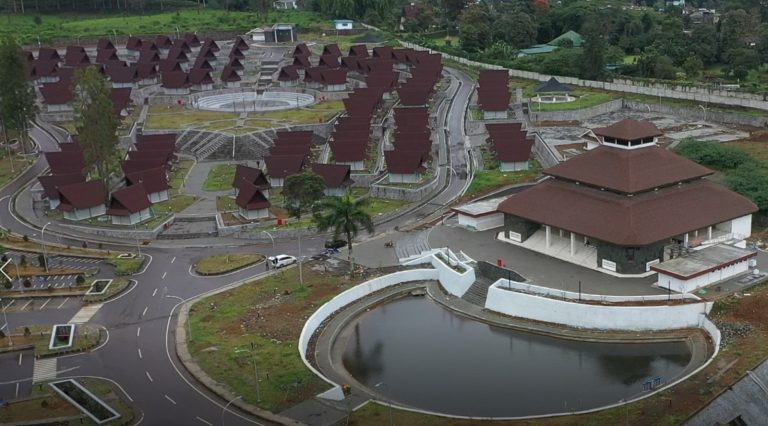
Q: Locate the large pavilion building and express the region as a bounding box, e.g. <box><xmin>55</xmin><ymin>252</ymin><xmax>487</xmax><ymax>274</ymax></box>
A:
<box><xmin>497</xmin><ymin>119</ymin><xmax>758</xmax><ymax>278</ymax></box>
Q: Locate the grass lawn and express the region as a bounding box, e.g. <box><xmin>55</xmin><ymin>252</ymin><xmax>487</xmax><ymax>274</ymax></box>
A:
<box><xmin>108</xmin><ymin>255</ymin><xmax>146</xmax><ymax>275</ymax></box>
<box><xmin>0</xmin><ymin>9</ymin><xmax>325</xmax><ymax>44</ymax></box>
<box><xmin>0</xmin><ymin>323</ymin><xmax>102</xmax><ymax>356</ymax></box>
<box><xmin>530</xmin><ymin>91</ymin><xmax>617</xmax><ymax>112</ymax></box>
<box><xmin>247</xmin><ymin>106</ymin><xmax>341</xmax><ymax>124</ymax></box>
<box><xmin>0</xmin><ymin>154</ymin><xmax>33</xmax><ymax>188</ymax></box>
<box><xmin>194</xmin><ymin>253</ymin><xmax>265</xmax><ymax>275</ymax></box>
<box><xmin>146</xmin><ymin>105</ymin><xmax>236</xmax><ymax>130</ymax></box>
<box><xmin>0</xmin><ymin>393</ymin><xmax>79</xmax><ymax>424</ymax></box>
<box><xmin>363</xmin><ymin>198</ymin><xmax>410</xmax><ymax>217</ymax></box>
<box><xmin>0</xmin><ymin>234</ymin><xmax>110</xmax><ymax>258</ymax></box>
<box><xmin>83</xmin><ymin>277</ymin><xmax>131</xmax><ymax>303</ymax></box>
<box><xmin>188</xmin><ymin>262</ymin><xmax>364</xmax><ymax>412</ymax></box>
<box><xmin>217</xmin><ymin>196</ymin><xmax>238</xmax><ymax>212</ymax></box>
<box><xmin>203</xmin><ymin>164</ymin><xmax>236</xmax><ymax>191</ymax></box>
<box><xmin>170</xmin><ymin>159</ymin><xmax>195</xmax><ymax>195</ymax></box>
<box><xmin>465</xmin><ymin>166</ymin><xmax>541</xmax><ymax>198</ymax></box>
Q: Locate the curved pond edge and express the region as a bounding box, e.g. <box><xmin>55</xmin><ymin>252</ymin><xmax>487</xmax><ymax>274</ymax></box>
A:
<box><xmin>298</xmin><ymin>266</ymin><xmax>722</xmax><ymax>420</ymax></box>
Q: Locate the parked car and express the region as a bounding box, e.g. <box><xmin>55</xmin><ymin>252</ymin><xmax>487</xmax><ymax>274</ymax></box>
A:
<box><xmin>268</xmin><ymin>255</ymin><xmax>297</xmax><ymax>268</ymax></box>
<box><xmin>324</xmin><ymin>239</ymin><xmax>347</xmax><ymax>249</ymax></box>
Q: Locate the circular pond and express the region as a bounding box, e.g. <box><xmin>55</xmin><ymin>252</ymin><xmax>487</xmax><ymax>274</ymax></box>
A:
<box><xmin>194</xmin><ymin>91</ymin><xmax>315</xmax><ymax>112</ymax></box>
<box><xmin>531</xmin><ymin>94</ymin><xmax>576</xmax><ymax>103</ymax></box>
<box><xmin>340</xmin><ymin>297</ymin><xmax>693</xmax><ymax>418</ymax></box>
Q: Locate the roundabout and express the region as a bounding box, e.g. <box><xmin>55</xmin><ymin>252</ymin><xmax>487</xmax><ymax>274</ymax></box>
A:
<box><xmin>193</xmin><ymin>91</ymin><xmax>316</xmax><ymax>113</ymax></box>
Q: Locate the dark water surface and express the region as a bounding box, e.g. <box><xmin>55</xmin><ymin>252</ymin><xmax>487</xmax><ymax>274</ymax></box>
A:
<box><xmin>342</xmin><ymin>297</ymin><xmax>692</xmax><ymax>417</ymax></box>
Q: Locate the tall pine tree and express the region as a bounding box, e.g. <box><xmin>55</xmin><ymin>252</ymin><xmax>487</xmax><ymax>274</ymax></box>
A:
<box><xmin>73</xmin><ymin>66</ymin><xmax>120</xmax><ymax>201</ymax></box>
<box><xmin>0</xmin><ymin>35</ymin><xmax>37</xmax><ymax>156</ymax></box>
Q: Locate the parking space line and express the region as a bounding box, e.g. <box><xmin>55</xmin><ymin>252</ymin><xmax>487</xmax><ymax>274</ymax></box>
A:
<box><xmin>136</xmin><ymin>327</ymin><xmax>141</xmax><ymax>337</ymax></box>
<box><xmin>18</xmin><ymin>353</ymin><xmax>22</xmax><ymax>366</ymax></box>
<box><xmin>3</xmin><ymin>300</ymin><xmax>14</xmax><ymax>309</ymax></box>
<box><xmin>164</xmin><ymin>394</ymin><xmax>177</xmax><ymax>405</ymax></box>
<box><xmin>138</xmin><ymin>348</ymin><xmax>142</xmax><ymax>359</ymax></box>
<box><xmin>57</xmin><ymin>298</ymin><xmax>69</xmax><ymax>309</ymax></box>
<box><xmin>141</xmin><ymin>306</ymin><xmax>148</xmax><ymax>317</ymax></box>
<box><xmin>152</xmin><ymin>288</ymin><xmax>158</xmax><ymax>297</ymax></box>
<box><xmin>171</xmin><ymin>257</ymin><xmax>176</xmax><ymax>263</ymax></box>
<box><xmin>145</xmin><ymin>371</ymin><xmax>153</xmax><ymax>382</ymax></box>
<box><xmin>162</xmin><ymin>272</ymin><xmax>167</xmax><ymax>279</ymax></box>
<box><xmin>196</xmin><ymin>417</ymin><xmax>212</xmax><ymax>426</ymax></box>
<box><xmin>21</xmin><ymin>300</ymin><xmax>32</xmax><ymax>310</ymax></box>
<box><xmin>39</xmin><ymin>298</ymin><xmax>51</xmax><ymax>309</ymax></box>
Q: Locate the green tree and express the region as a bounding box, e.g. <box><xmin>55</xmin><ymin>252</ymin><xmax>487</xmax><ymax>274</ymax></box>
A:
<box><xmin>0</xmin><ymin>35</ymin><xmax>37</xmax><ymax>155</ymax></box>
<box><xmin>493</xmin><ymin>12</ymin><xmax>537</xmax><ymax>49</ymax></box>
<box><xmin>37</xmin><ymin>253</ymin><xmax>46</xmax><ymax>269</ymax></box>
<box><xmin>458</xmin><ymin>3</ymin><xmax>491</xmax><ymax>53</ymax></box>
<box><xmin>653</xmin><ymin>55</ymin><xmax>677</xmax><ymax>80</ymax></box>
<box><xmin>282</xmin><ymin>171</ymin><xmax>326</xmax><ymax>219</ymax></box>
<box><xmin>726</xmin><ymin>167</ymin><xmax>768</xmax><ymax>214</ymax></box>
<box><xmin>313</xmin><ymin>191</ymin><xmax>374</xmax><ymax>272</ymax></box>
<box><xmin>73</xmin><ymin>66</ymin><xmax>120</xmax><ymax>200</ymax></box>
<box><xmin>682</xmin><ymin>56</ymin><xmax>703</xmax><ymax>79</ymax></box>
<box><xmin>579</xmin><ymin>13</ymin><xmax>607</xmax><ymax>80</ymax></box>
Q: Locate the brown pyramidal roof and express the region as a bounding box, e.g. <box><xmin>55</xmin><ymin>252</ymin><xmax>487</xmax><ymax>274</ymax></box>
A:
<box><xmin>107</xmin><ymin>184</ymin><xmax>151</xmax><ymax>216</ymax></box>
<box><xmin>311</xmin><ymin>163</ymin><xmax>354</xmax><ymax>188</ymax></box>
<box><xmin>236</xmin><ymin>182</ymin><xmax>270</xmax><ymax>211</ymax></box>
<box><xmin>593</xmin><ymin>118</ymin><xmax>663</xmax><ymax>142</ymax></box>
<box><xmin>545</xmin><ymin>145</ymin><xmax>714</xmax><ymax>194</ymax></box>
<box><xmin>126</xmin><ymin>167</ymin><xmax>169</xmax><ymax>194</ymax></box>
<box><xmin>57</xmin><ymin>181</ymin><xmax>106</xmax><ymax>211</ymax></box>
<box><xmin>498</xmin><ymin>178</ymin><xmax>757</xmax><ymax>246</ymax></box>
<box><xmin>232</xmin><ymin>164</ymin><xmax>270</xmax><ymax>191</ymax></box>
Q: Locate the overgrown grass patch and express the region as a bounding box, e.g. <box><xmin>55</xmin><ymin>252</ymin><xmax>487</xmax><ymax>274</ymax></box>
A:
<box><xmin>465</xmin><ymin>166</ymin><xmax>541</xmax><ymax>198</ymax></box>
<box><xmin>203</xmin><ymin>164</ymin><xmax>237</xmax><ymax>191</ymax></box>
<box><xmin>108</xmin><ymin>255</ymin><xmax>146</xmax><ymax>275</ymax></box>
<box><xmin>83</xmin><ymin>278</ymin><xmax>131</xmax><ymax>303</ymax></box>
<box><xmin>194</xmin><ymin>253</ymin><xmax>265</xmax><ymax>275</ymax></box>
<box><xmin>188</xmin><ymin>263</ymin><xmax>362</xmax><ymax>412</ymax></box>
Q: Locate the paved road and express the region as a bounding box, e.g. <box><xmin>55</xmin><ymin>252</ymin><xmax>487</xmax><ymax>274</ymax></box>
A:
<box><xmin>0</xmin><ymin>349</ymin><xmax>34</xmax><ymax>402</ymax></box>
<box><xmin>0</xmin><ymin>66</ymin><xmax>476</xmax><ymax>425</ymax></box>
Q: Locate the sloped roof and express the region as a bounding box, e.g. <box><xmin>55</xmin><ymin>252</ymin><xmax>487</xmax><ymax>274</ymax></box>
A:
<box><xmin>45</xmin><ymin>150</ymin><xmax>84</xmax><ymax>174</ymax></box>
<box><xmin>33</xmin><ymin>59</ymin><xmax>59</xmax><ymax>78</ymax></box>
<box><xmin>126</xmin><ymin>36</ymin><xmax>143</xmax><ymax>51</ymax></box>
<box><xmin>126</xmin><ymin>167</ymin><xmax>170</xmax><ymax>194</ymax></box>
<box><xmin>107</xmin><ymin>183</ymin><xmax>151</xmax><ymax>215</ymax></box>
<box><xmin>155</xmin><ymin>35</ymin><xmax>173</xmax><ymax>49</ymax></box>
<box><xmin>548</xmin><ymin>30</ymin><xmax>584</xmax><ymax>47</ymax></box>
<box><xmin>57</xmin><ymin>181</ymin><xmax>106</xmax><ymax>211</ymax></box>
<box><xmin>293</xmin><ymin>43</ymin><xmax>311</xmax><ymax>57</ymax></box>
<box><xmin>322</xmin><ymin>44</ymin><xmax>342</xmax><ymax>57</ymax></box>
<box><xmin>228</xmin><ymin>57</ymin><xmax>244</xmax><ymax>70</ymax></box>
<box><xmin>535</xmin><ymin>77</ymin><xmax>572</xmax><ymax>93</ymax></box>
<box><xmin>122</xmin><ymin>158</ymin><xmax>167</xmax><ymax>175</ymax></box>
<box><xmin>235</xmin><ymin>181</ymin><xmax>270</xmax><ymax>211</ymax></box>
<box><xmin>545</xmin><ymin>144</ymin><xmax>713</xmax><ymax>194</ymax></box>
<box><xmin>96</xmin><ymin>49</ymin><xmax>120</xmax><ymax>64</ymax></box>
<box><xmin>127</xmin><ymin>148</ymin><xmax>171</xmax><ymax>163</ymax></box>
<box><xmin>593</xmin><ymin>118</ymin><xmax>664</xmax><ymax>142</ymax></box>
<box><xmin>292</xmin><ymin>55</ymin><xmax>311</xmax><ymax>69</ymax></box>
<box><xmin>137</xmin><ymin>133</ymin><xmax>177</xmax><ymax>145</ymax></box>
<box><xmin>319</xmin><ymin>54</ymin><xmax>340</xmax><ymax>68</ymax></box>
<box><xmin>331</xmin><ymin>143</ymin><xmax>368</xmax><ymax>162</ymax></box>
<box><xmin>159</xmin><ymin>59</ymin><xmax>183</xmax><ymax>73</ymax></box>
<box><xmin>167</xmin><ymin>48</ymin><xmax>189</xmax><ymax>62</ymax></box>
<box><xmin>189</xmin><ymin>69</ymin><xmax>213</xmax><ymax>85</ymax></box>
<box><xmin>320</xmin><ymin>68</ymin><xmax>347</xmax><ymax>85</ymax></box>
<box><xmin>202</xmin><ymin>37</ymin><xmax>220</xmax><ymax>52</ymax></box>
<box><xmin>40</xmin><ymin>83</ymin><xmax>73</xmax><ymax>105</ymax></box>
<box><xmin>348</xmin><ymin>44</ymin><xmax>369</xmax><ymax>57</ymax></box>
<box><xmin>373</xmin><ymin>46</ymin><xmax>393</xmax><ymax>59</ymax></box>
<box><xmin>97</xmin><ymin>38</ymin><xmax>116</xmax><ymax>51</ymax></box>
<box><xmin>234</xmin><ymin>36</ymin><xmax>249</xmax><ymax>51</ymax></box>
<box><xmin>498</xmin><ymin>178</ymin><xmax>757</xmax><ymax>246</ymax></box>
<box><xmin>37</xmin><ymin>47</ymin><xmax>60</xmax><ymax>61</ymax></box>
<box><xmin>106</xmin><ymin>64</ymin><xmax>138</xmax><ymax>83</ymax></box>
<box><xmin>311</xmin><ymin>163</ymin><xmax>353</xmax><ymax>188</ymax></box>
<box><xmin>172</xmin><ymin>39</ymin><xmax>191</xmax><ymax>53</ymax></box>
<box><xmin>136</xmin><ymin>63</ymin><xmax>158</xmax><ymax>79</ymax></box>
<box><xmin>228</xmin><ymin>46</ymin><xmax>245</xmax><ymax>60</ymax></box>
<box><xmin>183</xmin><ymin>32</ymin><xmax>201</xmax><ymax>47</ymax></box>
<box><xmin>278</xmin><ymin>66</ymin><xmax>299</xmax><ymax>81</ymax></box>
<box><xmin>384</xmin><ymin>150</ymin><xmax>426</xmax><ymax>174</ymax></box>
<box><xmin>161</xmin><ymin>71</ymin><xmax>189</xmax><ymax>89</ymax></box>
<box><xmin>193</xmin><ymin>58</ymin><xmax>213</xmax><ymax>71</ymax></box>
<box><xmin>493</xmin><ymin>139</ymin><xmax>534</xmax><ymax>163</ymax></box>
<box><xmin>264</xmin><ymin>155</ymin><xmax>306</xmax><ymax>178</ymax></box>
<box><xmin>220</xmin><ymin>65</ymin><xmax>241</xmax><ymax>82</ymax></box>
<box><xmin>232</xmin><ymin>164</ymin><xmax>270</xmax><ymax>190</ymax></box>
<box><xmin>38</xmin><ymin>173</ymin><xmax>85</xmax><ymax>200</ymax></box>
<box><xmin>139</xmin><ymin>50</ymin><xmax>161</xmax><ymax>64</ymax></box>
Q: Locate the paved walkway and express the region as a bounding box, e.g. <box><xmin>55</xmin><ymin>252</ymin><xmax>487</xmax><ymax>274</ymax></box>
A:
<box><xmin>180</xmin><ymin>160</ymin><xmax>233</xmax><ymax>216</ymax></box>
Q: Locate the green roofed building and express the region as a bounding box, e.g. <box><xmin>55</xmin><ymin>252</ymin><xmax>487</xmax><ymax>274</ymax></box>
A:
<box><xmin>548</xmin><ymin>30</ymin><xmax>584</xmax><ymax>48</ymax></box>
<box><xmin>517</xmin><ymin>44</ymin><xmax>558</xmax><ymax>57</ymax></box>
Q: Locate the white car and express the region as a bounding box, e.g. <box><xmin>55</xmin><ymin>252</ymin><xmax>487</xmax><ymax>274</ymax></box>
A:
<box><xmin>269</xmin><ymin>255</ymin><xmax>297</xmax><ymax>268</ymax></box>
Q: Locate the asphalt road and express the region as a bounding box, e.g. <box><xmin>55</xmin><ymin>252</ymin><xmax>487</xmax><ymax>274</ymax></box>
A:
<box><xmin>0</xmin><ymin>66</ymin><xmax>476</xmax><ymax>425</ymax></box>
<box><xmin>0</xmin><ymin>349</ymin><xmax>34</xmax><ymax>403</ymax></box>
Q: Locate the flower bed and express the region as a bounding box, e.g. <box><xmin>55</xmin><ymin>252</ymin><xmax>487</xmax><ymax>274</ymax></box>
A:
<box><xmin>49</xmin><ymin>379</ymin><xmax>120</xmax><ymax>424</ymax></box>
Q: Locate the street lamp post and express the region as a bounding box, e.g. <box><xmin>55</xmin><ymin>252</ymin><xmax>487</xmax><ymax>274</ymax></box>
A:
<box><xmin>221</xmin><ymin>395</ymin><xmax>242</xmax><ymax>426</ymax></box>
<box><xmin>298</xmin><ymin>234</ymin><xmax>303</xmax><ymax>288</ymax></box>
<box><xmin>0</xmin><ymin>298</ymin><xmax>12</xmax><ymax>346</ymax></box>
<box><xmin>261</xmin><ymin>231</ymin><xmax>275</xmax><ymax>269</ymax></box>
<box><xmin>374</xmin><ymin>382</ymin><xmax>394</xmax><ymax>426</ymax></box>
<box><xmin>235</xmin><ymin>347</ymin><xmax>260</xmax><ymax>402</ymax></box>
<box><xmin>41</xmin><ymin>222</ymin><xmax>51</xmax><ymax>273</ymax></box>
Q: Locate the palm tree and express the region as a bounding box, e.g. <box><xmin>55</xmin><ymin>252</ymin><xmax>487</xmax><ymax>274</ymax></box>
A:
<box><xmin>313</xmin><ymin>191</ymin><xmax>374</xmax><ymax>273</ymax></box>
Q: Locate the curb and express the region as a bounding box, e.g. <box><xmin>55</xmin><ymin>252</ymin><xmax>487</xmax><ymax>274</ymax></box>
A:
<box><xmin>173</xmin><ymin>266</ymin><xmax>307</xmax><ymax>426</ymax></box>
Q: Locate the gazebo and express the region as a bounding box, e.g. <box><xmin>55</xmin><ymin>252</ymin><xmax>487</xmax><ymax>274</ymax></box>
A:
<box><xmin>532</xmin><ymin>77</ymin><xmax>575</xmax><ymax>105</ymax></box>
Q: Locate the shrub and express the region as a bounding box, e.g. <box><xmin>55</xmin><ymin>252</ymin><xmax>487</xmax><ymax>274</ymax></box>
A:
<box><xmin>76</xmin><ymin>275</ymin><xmax>85</xmax><ymax>285</ymax></box>
<box><xmin>23</xmin><ymin>235</ymin><xmax>29</xmax><ymax>242</ymax></box>
<box><xmin>23</xmin><ymin>279</ymin><xmax>31</xmax><ymax>288</ymax></box>
<box><xmin>675</xmin><ymin>139</ymin><xmax>754</xmax><ymax>170</ymax></box>
<box><xmin>19</xmin><ymin>254</ymin><xmax>27</xmax><ymax>267</ymax></box>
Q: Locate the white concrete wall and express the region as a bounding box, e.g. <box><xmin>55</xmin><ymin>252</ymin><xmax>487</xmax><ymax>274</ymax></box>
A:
<box><xmin>657</xmin><ymin>259</ymin><xmax>751</xmax><ymax>293</ymax></box>
<box><xmin>403</xmin><ymin>250</ymin><xmax>476</xmax><ymax>297</ymax></box>
<box><xmin>64</xmin><ymin>205</ymin><xmax>106</xmax><ymax>221</ymax></box>
<box><xmin>388</xmin><ymin>172</ymin><xmax>421</xmax><ymax>184</ymax></box>
<box><xmin>458</xmin><ymin>213</ymin><xmax>504</xmax><ymax>231</ymax></box>
<box><xmin>731</xmin><ymin>214</ymin><xmax>752</xmax><ymax>238</ymax></box>
<box><xmin>149</xmin><ymin>190</ymin><xmax>170</xmax><ymax>203</ymax></box>
<box><xmin>269</xmin><ymin>177</ymin><xmax>284</xmax><ymax>187</ymax></box>
<box><xmin>485</xmin><ymin>283</ymin><xmax>713</xmax><ymax>331</ymax></box>
<box><xmin>164</xmin><ymin>87</ymin><xmax>190</xmax><ymax>95</ymax></box>
<box><xmin>111</xmin><ymin>208</ymin><xmax>152</xmax><ymax>225</ymax></box>
<box><xmin>239</xmin><ymin>207</ymin><xmax>270</xmax><ymax>220</ymax></box>
<box><xmin>483</xmin><ymin>110</ymin><xmax>508</xmax><ymax>119</ymax></box>
<box><xmin>494</xmin><ymin>279</ymin><xmax>700</xmax><ymax>302</ymax></box>
<box><xmin>298</xmin><ymin>269</ymin><xmax>439</xmax><ymax>400</ymax></box>
<box><xmin>500</xmin><ymin>161</ymin><xmax>529</xmax><ymax>172</ymax></box>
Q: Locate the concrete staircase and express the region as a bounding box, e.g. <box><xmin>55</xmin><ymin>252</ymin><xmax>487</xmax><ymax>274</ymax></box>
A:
<box><xmin>195</xmin><ymin>134</ymin><xmax>231</xmax><ymax>160</ymax></box>
<box><xmin>461</xmin><ymin>277</ymin><xmax>495</xmax><ymax>307</ymax></box>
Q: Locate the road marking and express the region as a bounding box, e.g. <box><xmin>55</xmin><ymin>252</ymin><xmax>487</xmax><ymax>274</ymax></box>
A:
<box><xmin>21</xmin><ymin>300</ymin><xmax>32</xmax><ymax>310</ymax></box>
<box><xmin>39</xmin><ymin>298</ymin><xmax>51</xmax><ymax>309</ymax></box>
<box><xmin>195</xmin><ymin>416</ymin><xmax>212</xmax><ymax>425</ymax></box>
<box><xmin>68</xmin><ymin>304</ymin><xmax>103</xmax><ymax>324</ymax></box>
<box><xmin>18</xmin><ymin>353</ymin><xmax>22</xmax><ymax>366</ymax></box>
<box><xmin>164</xmin><ymin>394</ymin><xmax>177</xmax><ymax>405</ymax></box>
<box><xmin>137</xmin><ymin>348</ymin><xmax>142</xmax><ymax>359</ymax></box>
<box><xmin>141</xmin><ymin>306</ymin><xmax>148</xmax><ymax>317</ymax></box>
<box><xmin>162</xmin><ymin>272</ymin><xmax>167</xmax><ymax>279</ymax></box>
<box><xmin>136</xmin><ymin>327</ymin><xmax>141</xmax><ymax>337</ymax></box>
<box><xmin>171</xmin><ymin>257</ymin><xmax>176</xmax><ymax>263</ymax></box>
<box><xmin>15</xmin><ymin>382</ymin><xmax>19</xmax><ymax>398</ymax></box>
<box><xmin>152</xmin><ymin>288</ymin><xmax>158</xmax><ymax>297</ymax></box>
<box><xmin>0</xmin><ymin>324</ymin><xmax>5</xmax><ymax>330</ymax></box>
<box><xmin>3</xmin><ymin>299</ymin><xmax>14</xmax><ymax>309</ymax></box>
<box><xmin>145</xmin><ymin>371</ymin><xmax>153</xmax><ymax>382</ymax></box>
<box><xmin>57</xmin><ymin>298</ymin><xmax>69</xmax><ymax>309</ymax></box>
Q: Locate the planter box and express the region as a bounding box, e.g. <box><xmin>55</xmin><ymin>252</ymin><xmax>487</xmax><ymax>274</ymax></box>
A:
<box><xmin>116</xmin><ymin>253</ymin><xmax>135</xmax><ymax>259</ymax></box>
<box><xmin>49</xmin><ymin>379</ymin><xmax>121</xmax><ymax>424</ymax></box>
<box><xmin>49</xmin><ymin>324</ymin><xmax>75</xmax><ymax>350</ymax></box>
<box><xmin>86</xmin><ymin>279</ymin><xmax>112</xmax><ymax>296</ymax></box>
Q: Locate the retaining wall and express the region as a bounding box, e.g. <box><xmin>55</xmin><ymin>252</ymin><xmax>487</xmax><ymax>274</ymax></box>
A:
<box><xmin>476</xmin><ymin>261</ymin><xmax>526</xmax><ymax>283</ymax></box>
<box><xmin>58</xmin><ymin>215</ymin><xmax>173</xmax><ymax>240</ymax></box>
<box><xmin>496</xmin><ymin>279</ymin><xmax>700</xmax><ymax>303</ymax></box>
<box><xmin>623</xmin><ymin>100</ymin><xmax>768</xmax><ymax>128</ymax></box>
<box><xmin>532</xmin><ymin>132</ymin><xmax>561</xmax><ymax>167</ymax></box>
<box><xmin>485</xmin><ymin>281</ymin><xmax>713</xmax><ymax>331</ymax></box>
<box><xmin>529</xmin><ymin>99</ymin><xmax>624</xmax><ymax>122</ymax></box>
<box><xmin>370</xmin><ymin>174</ymin><xmax>441</xmax><ymax>201</ymax></box>
<box><xmin>403</xmin><ymin>250</ymin><xmax>475</xmax><ymax>297</ymax></box>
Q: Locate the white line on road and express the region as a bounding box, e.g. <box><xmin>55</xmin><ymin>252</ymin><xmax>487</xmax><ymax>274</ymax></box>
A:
<box><xmin>21</xmin><ymin>300</ymin><xmax>32</xmax><ymax>310</ymax></box>
<box><xmin>152</xmin><ymin>288</ymin><xmax>158</xmax><ymax>297</ymax></box>
<box><xmin>195</xmin><ymin>416</ymin><xmax>213</xmax><ymax>425</ymax></box>
<box><xmin>164</xmin><ymin>394</ymin><xmax>177</xmax><ymax>405</ymax></box>
<box><xmin>18</xmin><ymin>353</ymin><xmax>22</xmax><ymax>366</ymax></box>
<box><xmin>57</xmin><ymin>298</ymin><xmax>69</xmax><ymax>309</ymax></box>
<box><xmin>136</xmin><ymin>327</ymin><xmax>141</xmax><ymax>337</ymax></box>
<box><xmin>137</xmin><ymin>348</ymin><xmax>142</xmax><ymax>359</ymax></box>
<box><xmin>15</xmin><ymin>382</ymin><xmax>19</xmax><ymax>398</ymax></box>
<box><xmin>141</xmin><ymin>306</ymin><xmax>148</xmax><ymax>317</ymax></box>
<box><xmin>171</xmin><ymin>257</ymin><xmax>176</xmax><ymax>264</ymax></box>
<box><xmin>162</xmin><ymin>271</ymin><xmax>167</xmax><ymax>279</ymax></box>
<box><xmin>145</xmin><ymin>371</ymin><xmax>153</xmax><ymax>382</ymax></box>
<box><xmin>39</xmin><ymin>298</ymin><xmax>51</xmax><ymax>309</ymax></box>
<box><xmin>3</xmin><ymin>299</ymin><xmax>14</xmax><ymax>309</ymax></box>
